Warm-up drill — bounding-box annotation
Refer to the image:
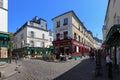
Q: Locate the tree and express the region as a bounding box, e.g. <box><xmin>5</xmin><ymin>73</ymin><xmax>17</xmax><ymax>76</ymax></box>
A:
<box><xmin>8</xmin><ymin>32</ymin><xmax>14</xmax><ymax>63</ymax></box>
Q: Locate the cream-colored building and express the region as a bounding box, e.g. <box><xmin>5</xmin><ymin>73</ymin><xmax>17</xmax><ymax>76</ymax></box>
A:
<box><xmin>103</xmin><ymin>0</ymin><xmax>120</xmax><ymax>66</ymax></box>
<box><xmin>52</xmin><ymin>10</ymin><xmax>95</xmax><ymax>58</ymax></box>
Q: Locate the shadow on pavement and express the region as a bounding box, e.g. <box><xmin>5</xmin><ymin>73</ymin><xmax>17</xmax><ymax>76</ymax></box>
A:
<box><xmin>53</xmin><ymin>58</ymin><xmax>95</xmax><ymax>80</ymax></box>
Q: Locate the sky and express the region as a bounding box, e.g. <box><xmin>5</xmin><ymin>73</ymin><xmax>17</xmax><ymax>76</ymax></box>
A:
<box><xmin>8</xmin><ymin>0</ymin><xmax>108</xmax><ymax>40</ymax></box>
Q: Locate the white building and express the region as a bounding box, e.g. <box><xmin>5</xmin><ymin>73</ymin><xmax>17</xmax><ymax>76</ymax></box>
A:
<box><xmin>0</xmin><ymin>0</ymin><xmax>9</xmax><ymax>59</ymax></box>
<box><xmin>14</xmin><ymin>16</ymin><xmax>53</xmax><ymax>58</ymax></box>
<box><xmin>94</xmin><ymin>37</ymin><xmax>102</xmax><ymax>49</ymax></box>
<box><xmin>0</xmin><ymin>0</ymin><xmax>8</xmax><ymax>32</ymax></box>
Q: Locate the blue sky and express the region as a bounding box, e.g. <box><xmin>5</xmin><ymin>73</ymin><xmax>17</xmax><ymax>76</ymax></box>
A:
<box><xmin>8</xmin><ymin>0</ymin><xmax>108</xmax><ymax>40</ymax></box>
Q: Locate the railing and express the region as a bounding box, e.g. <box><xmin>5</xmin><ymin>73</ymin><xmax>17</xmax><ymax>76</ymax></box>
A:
<box><xmin>53</xmin><ymin>37</ymin><xmax>72</xmax><ymax>41</ymax></box>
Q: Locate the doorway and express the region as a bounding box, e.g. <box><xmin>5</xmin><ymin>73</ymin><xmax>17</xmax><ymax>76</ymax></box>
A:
<box><xmin>31</xmin><ymin>50</ymin><xmax>35</xmax><ymax>57</ymax></box>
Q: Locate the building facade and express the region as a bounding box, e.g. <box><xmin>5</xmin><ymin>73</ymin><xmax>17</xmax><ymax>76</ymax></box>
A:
<box><xmin>94</xmin><ymin>37</ymin><xmax>102</xmax><ymax>50</ymax></box>
<box><xmin>0</xmin><ymin>0</ymin><xmax>9</xmax><ymax>60</ymax></box>
<box><xmin>14</xmin><ymin>16</ymin><xmax>53</xmax><ymax>58</ymax></box>
<box><xmin>103</xmin><ymin>0</ymin><xmax>120</xmax><ymax>67</ymax></box>
<box><xmin>52</xmin><ymin>11</ymin><xmax>95</xmax><ymax>59</ymax></box>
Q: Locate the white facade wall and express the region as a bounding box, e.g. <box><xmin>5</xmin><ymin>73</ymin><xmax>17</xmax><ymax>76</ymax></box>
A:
<box><xmin>15</xmin><ymin>26</ymin><xmax>53</xmax><ymax>49</ymax></box>
<box><xmin>15</xmin><ymin>27</ymin><xmax>27</xmax><ymax>49</ymax></box>
<box><xmin>53</xmin><ymin>13</ymin><xmax>72</xmax><ymax>40</ymax></box>
<box><xmin>0</xmin><ymin>0</ymin><xmax>8</xmax><ymax>32</ymax></box>
<box><xmin>27</xmin><ymin>27</ymin><xmax>53</xmax><ymax>48</ymax></box>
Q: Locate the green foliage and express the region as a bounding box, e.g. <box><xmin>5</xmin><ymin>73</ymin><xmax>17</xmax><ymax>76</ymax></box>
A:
<box><xmin>8</xmin><ymin>32</ymin><xmax>14</xmax><ymax>50</ymax></box>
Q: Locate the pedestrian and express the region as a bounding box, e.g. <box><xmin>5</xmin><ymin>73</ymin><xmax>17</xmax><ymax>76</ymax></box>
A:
<box><xmin>106</xmin><ymin>53</ymin><xmax>113</xmax><ymax>79</ymax></box>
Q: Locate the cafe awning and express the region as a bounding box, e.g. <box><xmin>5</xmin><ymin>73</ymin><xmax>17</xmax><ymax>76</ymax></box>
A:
<box><xmin>103</xmin><ymin>24</ymin><xmax>120</xmax><ymax>46</ymax></box>
<box><xmin>0</xmin><ymin>33</ymin><xmax>9</xmax><ymax>38</ymax></box>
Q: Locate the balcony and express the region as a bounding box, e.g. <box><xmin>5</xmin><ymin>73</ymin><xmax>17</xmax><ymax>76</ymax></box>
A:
<box><xmin>53</xmin><ymin>36</ymin><xmax>72</xmax><ymax>41</ymax></box>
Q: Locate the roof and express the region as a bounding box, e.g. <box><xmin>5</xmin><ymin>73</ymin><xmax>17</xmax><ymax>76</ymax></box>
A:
<box><xmin>14</xmin><ymin>16</ymin><xmax>48</xmax><ymax>35</ymax></box>
<box><xmin>52</xmin><ymin>10</ymin><xmax>87</xmax><ymax>30</ymax></box>
<box><xmin>14</xmin><ymin>22</ymin><xmax>48</xmax><ymax>35</ymax></box>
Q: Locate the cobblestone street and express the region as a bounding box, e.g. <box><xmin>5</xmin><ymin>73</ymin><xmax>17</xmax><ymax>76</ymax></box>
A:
<box><xmin>5</xmin><ymin>57</ymin><xmax>95</xmax><ymax>80</ymax></box>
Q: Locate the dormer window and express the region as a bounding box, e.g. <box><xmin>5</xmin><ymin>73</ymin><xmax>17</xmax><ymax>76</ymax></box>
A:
<box><xmin>63</xmin><ymin>18</ymin><xmax>68</xmax><ymax>25</ymax></box>
<box><xmin>30</xmin><ymin>22</ymin><xmax>34</xmax><ymax>26</ymax></box>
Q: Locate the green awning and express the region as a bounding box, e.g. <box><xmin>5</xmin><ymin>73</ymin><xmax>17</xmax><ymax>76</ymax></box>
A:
<box><xmin>0</xmin><ymin>33</ymin><xmax>9</xmax><ymax>38</ymax></box>
<box><xmin>103</xmin><ymin>24</ymin><xmax>120</xmax><ymax>46</ymax></box>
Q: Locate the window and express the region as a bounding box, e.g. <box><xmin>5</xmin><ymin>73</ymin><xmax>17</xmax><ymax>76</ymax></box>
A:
<box><xmin>21</xmin><ymin>34</ymin><xmax>24</xmax><ymax>39</ymax></box>
<box><xmin>78</xmin><ymin>24</ymin><xmax>81</xmax><ymax>31</ymax></box>
<box><xmin>21</xmin><ymin>42</ymin><xmax>23</xmax><ymax>48</ymax></box>
<box><xmin>30</xmin><ymin>22</ymin><xmax>34</xmax><ymax>26</ymax></box>
<box><xmin>74</xmin><ymin>33</ymin><xmax>77</xmax><ymax>40</ymax></box>
<box><xmin>0</xmin><ymin>0</ymin><xmax>3</xmax><ymax>8</ymax></box>
<box><xmin>50</xmin><ymin>38</ymin><xmax>52</xmax><ymax>42</ymax></box>
<box><xmin>31</xmin><ymin>31</ymin><xmax>34</xmax><ymax>37</ymax></box>
<box><xmin>64</xmin><ymin>31</ymin><xmax>68</xmax><ymax>39</ymax></box>
<box><xmin>79</xmin><ymin>47</ymin><xmax>81</xmax><ymax>52</ymax></box>
<box><xmin>42</xmin><ymin>34</ymin><xmax>45</xmax><ymax>39</ymax></box>
<box><xmin>114</xmin><ymin>14</ymin><xmax>120</xmax><ymax>24</ymax></box>
<box><xmin>49</xmin><ymin>32</ymin><xmax>52</xmax><ymax>36</ymax></box>
<box><xmin>56</xmin><ymin>21</ymin><xmax>60</xmax><ymax>27</ymax></box>
<box><xmin>78</xmin><ymin>36</ymin><xmax>80</xmax><ymax>42</ymax></box>
<box><xmin>63</xmin><ymin>18</ymin><xmax>68</xmax><ymax>25</ymax></box>
<box><xmin>78</xmin><ymin>26</ymin><xmax>80</xmax><ymax>30</ymax></box>
<box><xmin>42</xmin><ymin>42</ymin><xmax>45</xmax><ymax>47</ymax></box>
<box><xmin>82</xmin><ymin>38</ymin><xmax>83</xmax><ymax>43</ymax></box>
<box><xmin>56</xmin><ymin>33</ymin><xmax>60</xmax><ymax>40</ymax></box>
<box><xmin>74</xmin><ymin>46</ymin><xmax>76</xmax><ymax>52</ymax></box>
<box><xmin>116</xmin><ymin>16</ymin><xmax>120</xmax><ymax>24</ymax></box>
<box><xmin>30</xmin><ymin>41</ymin><xmax>34</xmax><ymax>47</ymax></box>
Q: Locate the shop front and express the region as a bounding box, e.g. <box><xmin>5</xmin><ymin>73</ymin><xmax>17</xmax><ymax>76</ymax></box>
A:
<box><xmin>53</xmin><ymin>39</ymin><xmax>90</xmax><ymax>59</ymax></box>
<box><xmin>13</xmin><ymin>46</ymin><xmax>53</xmax><ymax>58</ymax></box>
<box><xmin>103</xmin><ymin>24</ymin><xmax>120</xmax><ymax>68</ymax></box>
<box><xmin>0</xmin><ymin>32</ymin><xmax>9</xmax><ymax>62</ymax></box>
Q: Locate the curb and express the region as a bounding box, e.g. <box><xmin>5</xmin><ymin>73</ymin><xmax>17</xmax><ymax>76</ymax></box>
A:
<box><xmin>4</xmin><ymin>71</ymin><xmax>17</xmax><ymax>79</ymax></box>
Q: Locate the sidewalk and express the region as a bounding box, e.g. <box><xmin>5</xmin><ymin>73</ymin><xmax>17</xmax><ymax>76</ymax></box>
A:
<box><xmin>0</xmin><ymin>60</ymin><xmax>21</xmax><ymax>79</ymax></box>
<box><xmin>93</xmin><ymin>59</ymin><xmax>120</xmax><ymax>80</ymax></box>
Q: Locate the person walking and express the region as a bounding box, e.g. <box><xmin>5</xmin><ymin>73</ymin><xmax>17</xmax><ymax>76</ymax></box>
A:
<box><xmin>106</xmin><ymin>53</ymin><xmax>113</xmax><ymax>79</ymax></box>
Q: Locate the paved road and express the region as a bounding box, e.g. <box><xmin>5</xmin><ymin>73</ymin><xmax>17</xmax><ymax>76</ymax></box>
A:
<box><xmin>6</xmin><ymin>57</ymin><xmax>96</xmax><ymax>80</ymax></box>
